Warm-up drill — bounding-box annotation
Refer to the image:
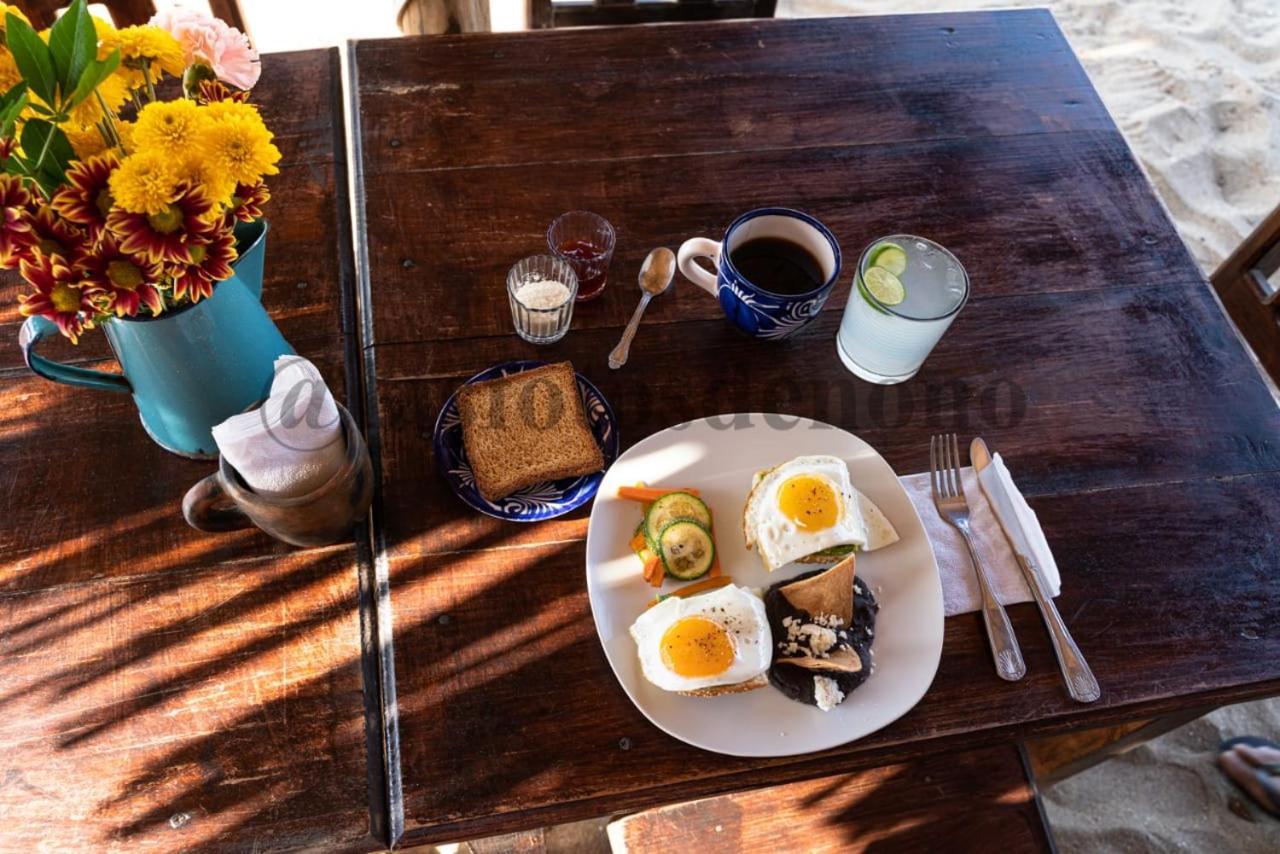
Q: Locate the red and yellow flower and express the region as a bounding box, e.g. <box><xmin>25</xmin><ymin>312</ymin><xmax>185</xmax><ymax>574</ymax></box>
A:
<box><xmin>195</xmin><ymin>78</ymin><xmax>251</xmax><ymax>105</ymax></box>
<box><xmin>21</xmin><ymin>206</ymin><xmax>89</xmax><ymax>266</ymax></box>
<box><xmin>228</xmin><ymin>181</ymin><xmax>269</xmax><ymax>223</ymax></box>
<box><xmin>17</xmin><ymin>254</ymin><xmax>95</xmax><ymax>343</ymax></box>
<box><xmin>0</xmin><ymin>173</ymin><xmax>34</xmax><ymax>268</ymax></box>
<box><xmin>78</xmin><ymin>233</ymin><xmax>165</xmax><ymax>318</ymax></box>
<box><xmin>169</xmin><ymin>224</ymin><xmax>237</xmax><ymax>303</ymax></box>
<box><xmin>50</xmin><ymin>152</ymin><xmax>119</xmax><ymax>247</ymax></box>
<box><xmin>106</xmin><ymin>184</ymin><xmax>217</xmax><ymax>264</ymax></box>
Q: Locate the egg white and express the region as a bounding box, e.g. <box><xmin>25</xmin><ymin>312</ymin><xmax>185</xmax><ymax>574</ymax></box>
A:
<box><xmin>629</xmin><ymin>584</ymin><xmax>772</xmax><ymax>693</ymax></box>
<box><xmin>744</xmin><ymin>455</ymin><xmax>899</xmax><ymax>572</ymax></box>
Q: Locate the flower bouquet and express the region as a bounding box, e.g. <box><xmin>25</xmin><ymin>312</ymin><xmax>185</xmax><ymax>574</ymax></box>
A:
<box><xmin>0</xmin><ymin>0</ymin><xmax>279</xmax><ymax>342</ymax></box>
<box><xmin>7</xmin><ymin>1</ymin><xmax>299</xmax><ymax>458</ymax></box>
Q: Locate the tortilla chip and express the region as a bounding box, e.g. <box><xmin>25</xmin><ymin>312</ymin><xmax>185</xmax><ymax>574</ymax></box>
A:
<box><xmin>780</xmin><ymin>554</ymin><xmax>856</xmax><ymax>628</ymax></box>
<box><xmin>776</xmin><ymin>647</ymin><xmax>862</xmax><ymax>673</ymax></box>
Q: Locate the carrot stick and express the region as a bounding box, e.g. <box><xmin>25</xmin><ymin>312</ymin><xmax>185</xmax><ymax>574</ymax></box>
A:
<box><xmin>628</xmin><ymin>529</ymin><xmax>646</xmax><ymax>555</ymax></box>
<box><xmin>646</xmin><ymin>575</ymin><xmax>731</xmax><ymax>608</ymax></box>
<box><xmin>617</xmin><ymin>486</ymin><xmax>701</xmax><ymax>502</ymax></box>
<box><xmin>709</xmin><ymin>550</ymin><xmax>722</xmax><ymax>577</ymax></box>
<box><xmin>673</xmin><ymin>576</ymin><xmax>731</xmax><ymax>598</ymax></box>
<box><xmin>643</xmin><ymin>554</ymin><xmax>663</xmax><ymax>586</ymax></box>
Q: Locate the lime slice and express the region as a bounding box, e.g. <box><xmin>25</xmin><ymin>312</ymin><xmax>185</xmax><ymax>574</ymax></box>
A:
<box><xmin>868</xmin><ymin>242</ymin><xmax>907</xmax><ymax>276</ymax></box>
<box><xmin>863</xmin><ymin>266</ymin><xmax>906</xmax><ymax>306</ymax></box>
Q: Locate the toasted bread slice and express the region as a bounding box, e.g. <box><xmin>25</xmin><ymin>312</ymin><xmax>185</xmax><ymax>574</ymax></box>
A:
<box><xmin>457</xmin><ymin>362</ymin><xmax>604</xmax><ymax>502</ymax></box>
<box><xmin>677</xmin><ymin>672</ymin><xmax>768</xmax><ymax>697</ymax></box>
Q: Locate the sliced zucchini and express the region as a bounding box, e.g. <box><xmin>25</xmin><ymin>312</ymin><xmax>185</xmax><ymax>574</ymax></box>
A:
<box><xmin>644</xmin><ymin>492</ymin><xmax>712</xmax><ymax>547</ymax></box>
<box><xmin>657</xmin><ymin>520</ymin><xmax>715</xmax><ymax>580</ymax></box>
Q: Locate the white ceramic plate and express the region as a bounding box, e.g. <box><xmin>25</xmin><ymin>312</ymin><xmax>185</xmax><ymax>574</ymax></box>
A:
<box><xmin>585</xmin><ymin>414</ymin><xmax>944</xmax><ymax>757</ymax></box>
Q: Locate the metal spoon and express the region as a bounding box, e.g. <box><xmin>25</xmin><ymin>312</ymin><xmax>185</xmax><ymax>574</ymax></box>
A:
<box><xmin>608</xmin><ymin>247</ymin><xmax>675</xmax><ymax>369</ymax></box>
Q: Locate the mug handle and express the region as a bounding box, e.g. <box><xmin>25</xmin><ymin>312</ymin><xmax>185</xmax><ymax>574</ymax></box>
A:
<box><xmin>183</xmin><ymin>474</ymin><xmax>252</xmax><ymax>532</ymax></box>
<box><xmin>677</xmin><ymin>238</ymin><xmax>722</xmax><ymax>297</ymax></box>
<box><xmin>19</xmin><ymin>315</ymin><xmax>132</xmax><ymax>393</ymax></box>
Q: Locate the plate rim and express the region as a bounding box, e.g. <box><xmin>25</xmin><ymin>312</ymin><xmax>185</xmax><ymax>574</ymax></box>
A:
<box><xmin>584</xmin><ymin>412</ymin><xmax>944</xmax><ymax>757</ymax></box>
<box><xmin>433</xmin><ymin>359</ymin><xmax>619</xmax><ymax>522</ymax></box>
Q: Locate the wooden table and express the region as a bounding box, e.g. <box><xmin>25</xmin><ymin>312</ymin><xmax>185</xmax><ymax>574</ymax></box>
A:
<box><xmin>349</xmin><ymin>11</ymin><xmax>1280</xmax><ymax>847</ymax></box>
<box><xmin>0</xmin><ymin>50</ymin><xmax>386</xmax><ymax>851</ymax></box>
<box><xmin>5</xmin><ymin>10</ymin><xmax>1280</xmax><ymax>852</ymax></box>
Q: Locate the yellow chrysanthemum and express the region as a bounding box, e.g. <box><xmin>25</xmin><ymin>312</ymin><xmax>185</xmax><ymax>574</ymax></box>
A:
<box><xmin>97</xmin><ymin>71</ymin><xmax>129</xmax><ymax>112</ymax></box>
<box><xmin>109</xmin><ymin>150</ymin><xmax>178</xmax><ymax>215</ymax></box>
<box><xmin>173</xmin><ymin>154</ymin><xmax>236</xmax><ymax>211</ymax></box>
<box><xmin>133</xmin><ymin>99</ymin><xmax>206</xmax><ymax>154</ymax></box>
<box><xmin>115</xmin><ymin>120</ymin><xmax>134</xmax><ymax>152</ymax></box>
<box><xmin>0</xmin><ymin>50</ymin><xmax>19</xmax><ymax>92</ymax></box>
<box><xmin>198</xmin><ymin>109</ymin><xmax>280</xmax><ymax>186</ymax></box>
<box><xmin>64</xmin><ymin>92</ymin><xmax>104</xmax><ymax>130</ymax></box>
<box><xmin>102</xmin><ymin>25</ymin><xmax>184</xmax><ymax>89</ymax></box>
<box><xmin>200</xmin><ymin>99</ymin><xmax>260</xmax><ymax>122</ymax></box>
<box><xmin>92</xmin><ymin>16</ymin><xmax>116</xmax><ymax>58</ymax></box>
<box><xmin>63</xmin><ymin>123</ymin><xmax>108</xmax><ymax>160</ymax></box>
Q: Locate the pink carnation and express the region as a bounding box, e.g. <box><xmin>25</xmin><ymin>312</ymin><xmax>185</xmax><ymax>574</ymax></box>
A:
<box><xmin>151</xmin><ymin>8</ymin><xmax>261</xmax><ymax>91</ymax></box>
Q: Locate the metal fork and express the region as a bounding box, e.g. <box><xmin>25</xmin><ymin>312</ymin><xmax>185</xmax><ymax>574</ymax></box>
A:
<box><xmin>931</xmin><ymin>434</ymin><xmax>1027</xmax><ymax>682</ymax></box>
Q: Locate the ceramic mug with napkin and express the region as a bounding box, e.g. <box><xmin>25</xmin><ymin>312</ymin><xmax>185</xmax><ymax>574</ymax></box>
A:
<box><xmin>182</xmin><ymin>356</ymin><xmax>373</xmax><ymax>546</ymax></box>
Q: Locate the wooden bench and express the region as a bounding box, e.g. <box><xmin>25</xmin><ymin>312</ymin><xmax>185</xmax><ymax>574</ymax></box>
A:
<box><xmin>607</xmin><ymin>744</ymin><xmax>1054</xmax><ymax>853</ymax></box>
<box><xmin>1210</xmin><ymin>204</ymin><xmax>1280</xmax><ymax>383</ymax></box>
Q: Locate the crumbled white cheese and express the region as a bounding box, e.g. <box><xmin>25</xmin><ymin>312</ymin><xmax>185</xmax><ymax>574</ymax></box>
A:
<box><xmin>797</xmin><ymin>624</ymin><xmax>837</xmax><ymax>656</ymax></box>
<box><xmin>813</xmin><ymin>676</ymin><xmax>845</xmax><ymax>712</ymax></box>
<box><xmin>813</xmin><ymin>613</ymin><xmax>844</xmax><ymax>629</ymax></box>
<box><xmin>778</xmin><ymin>612</ymin><xmax>847</xmax><ymax>659</ymax></box>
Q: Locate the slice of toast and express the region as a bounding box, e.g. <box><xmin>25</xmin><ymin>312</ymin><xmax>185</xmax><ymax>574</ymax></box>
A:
<box><xmin>677</xmin><ymin>672</ymin><xmax>768</xmax><ymax>697</ymax></box>
<box><xmin>457</xmin><ymin>362</ymin><xmax>604</xmax><ymax>502</ymax></box>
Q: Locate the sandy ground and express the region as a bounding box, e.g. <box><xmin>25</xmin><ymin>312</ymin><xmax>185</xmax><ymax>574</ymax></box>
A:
<box><xmin>1045</xmin><ymin>698</ymin><xmax>1280</xmax><ymax>851</ymax></box>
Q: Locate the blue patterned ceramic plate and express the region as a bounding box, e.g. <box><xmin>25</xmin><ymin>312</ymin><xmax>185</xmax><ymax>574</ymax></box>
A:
<box><xmin>434</xmin><ymin>360</ymin><xmax>618</xmax><ymax>521</ymax></box>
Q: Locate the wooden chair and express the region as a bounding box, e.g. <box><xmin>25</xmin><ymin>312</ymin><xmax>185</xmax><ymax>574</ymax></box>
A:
<box><xmin>16</xmin><ymin>1</ymin><xmax>247</xmax><ymax>34</ymax></box>
<box><xmin>1210</xmin><ymin>204</ymin><xmax>1280</xmax><ymax>384</ymax></box>
<box><xmin>530</xmin><ymin>0</ymin><xmax>776</xmax><ymax>30</ymax></box>
<box><xmin>607</xmin><ymin>744</ymin><xmax>1054</xmax><ymax>853</ymax></box>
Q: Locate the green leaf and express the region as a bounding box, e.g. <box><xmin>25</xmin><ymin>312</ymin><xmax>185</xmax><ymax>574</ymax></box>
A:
<box><xmin>20</xmin><ymin>119</ymin><xmax>75</xmax><ymax>191</ymax></box>
<box><xmin>6</xmin><ymin>13</ymin><xmax>57</xmax><ymax>107</ymax></box>
<box><xmin>0</xmin><ymin>85</ymin><xmax>28</xmax><ymax>139</ymax></box>
<box><xmin>0</xmin><ymin>80</ymin><xmax>27</xmax><ymax>115</ymax></box>
<box><xmin>68</xmin><ymin>50</ymin><xmax>119</xmax><ymax>108</ymax></box>
<box><xmin>48</xmin><ymin>0</ymin><xmax>97</xmax><ymax>100</ymax></box>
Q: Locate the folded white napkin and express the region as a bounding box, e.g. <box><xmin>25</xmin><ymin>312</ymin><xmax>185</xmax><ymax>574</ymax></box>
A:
<box><xmin>211</xmin><ymin>356</ymin><xmax>346</xmax><ymax>498</ymax></box>
<box><xmin>900</xmin><ymin>457</ymin><xmax>1061</xmax><ymax>617</ymax></box>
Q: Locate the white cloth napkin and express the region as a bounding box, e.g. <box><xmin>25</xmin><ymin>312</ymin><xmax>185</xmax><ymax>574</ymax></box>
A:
<box><xmin>211</xmin><ymin>356</ymin><xmax>346</xmax><ymax>498</ymax></box>
<box><xmin>899</xmin><ymin>458</ymin><xmax>1061</xmax><ymax>617</ymax></box>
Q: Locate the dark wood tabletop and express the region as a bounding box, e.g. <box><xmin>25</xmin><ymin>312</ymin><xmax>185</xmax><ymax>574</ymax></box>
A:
<box><xmin>350</xmin><ymin>11</ymin><xmax>1280</xmax><ymax>847</ymax></box>
<box><xmin>6</xmin><ymin>10</ymin><xmax>1280</xmax><ymax>853</ymax></box>
<box><xmin>0</xmin><ymin>49</ymin><xmax>384</xmax><ymax>851</ymax></box>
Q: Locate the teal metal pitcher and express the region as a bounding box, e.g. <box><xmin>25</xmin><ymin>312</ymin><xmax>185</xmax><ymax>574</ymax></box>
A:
<box><xmin>18</xmin><ymin>221</ymin><xmax>294</xmax><ymax>459</ymax></box>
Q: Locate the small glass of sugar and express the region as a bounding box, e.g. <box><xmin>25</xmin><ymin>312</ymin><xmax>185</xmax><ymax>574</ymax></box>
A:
<box><xmin>507</xmin><ymin>255</ymin><xmax>579</xmax><ymax>344</ymax></box>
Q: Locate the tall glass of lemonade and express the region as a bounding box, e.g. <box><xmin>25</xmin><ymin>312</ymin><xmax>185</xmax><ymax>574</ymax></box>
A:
<box><xmin>836</xmin><ymin>235</ymin><xmax>968</xmax><ymax>384</ymax></box>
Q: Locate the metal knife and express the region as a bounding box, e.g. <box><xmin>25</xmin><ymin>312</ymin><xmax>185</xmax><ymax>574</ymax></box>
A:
<box><xmin>970</xmin><ymin>438</ymin><xmax>1101</xmax><ymax>703</ymax></box>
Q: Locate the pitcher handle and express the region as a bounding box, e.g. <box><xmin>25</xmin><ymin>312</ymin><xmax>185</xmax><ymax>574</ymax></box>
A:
<box><xmin>19</xmin><ymin>316</ymin><xmax>132</xmax><ymax>393</ymax></box>
<box><xmin>183</xmin><ymin>473</ymin><xmax>252</xmax><ymax>532</ymax></box>
<box><xmin>677</xmin><ymin>237</ymin><xmax>722</xmax><ymax>297</ymax></box>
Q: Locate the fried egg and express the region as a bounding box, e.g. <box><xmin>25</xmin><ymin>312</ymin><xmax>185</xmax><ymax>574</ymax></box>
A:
<box><xmin>630</xmin><ymin>584</ymin><xmax>772</xmax><ymax>693</ymax></box>
<box><xmin>744</xmin><ymin>455</ymin><xmax>899</xmax><ymax>572</ymax></box>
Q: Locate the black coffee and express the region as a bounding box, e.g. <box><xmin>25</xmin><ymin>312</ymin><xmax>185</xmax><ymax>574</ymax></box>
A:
<box><xmin>729</xmin><ymin>237</ymin><xmax>825</xmax><ymax>295</ymax></box>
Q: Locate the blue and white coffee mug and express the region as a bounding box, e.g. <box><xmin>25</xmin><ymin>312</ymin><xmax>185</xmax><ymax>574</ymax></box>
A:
<box><xmin>677</xmin><ymin>207</ymin><xmax>841</xmax><ymax>340</ymax></box>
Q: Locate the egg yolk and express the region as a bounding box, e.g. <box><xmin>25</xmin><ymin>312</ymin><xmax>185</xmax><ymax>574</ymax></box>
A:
<box><xmin>660</xmin><ymin>616</ymin><xmax>735</xmax><ymax>677</ymax></box>
<box><xmin>777</xmin><ymin>474</ymin><xmax>840</xmax><ymax>530</ymax></box>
